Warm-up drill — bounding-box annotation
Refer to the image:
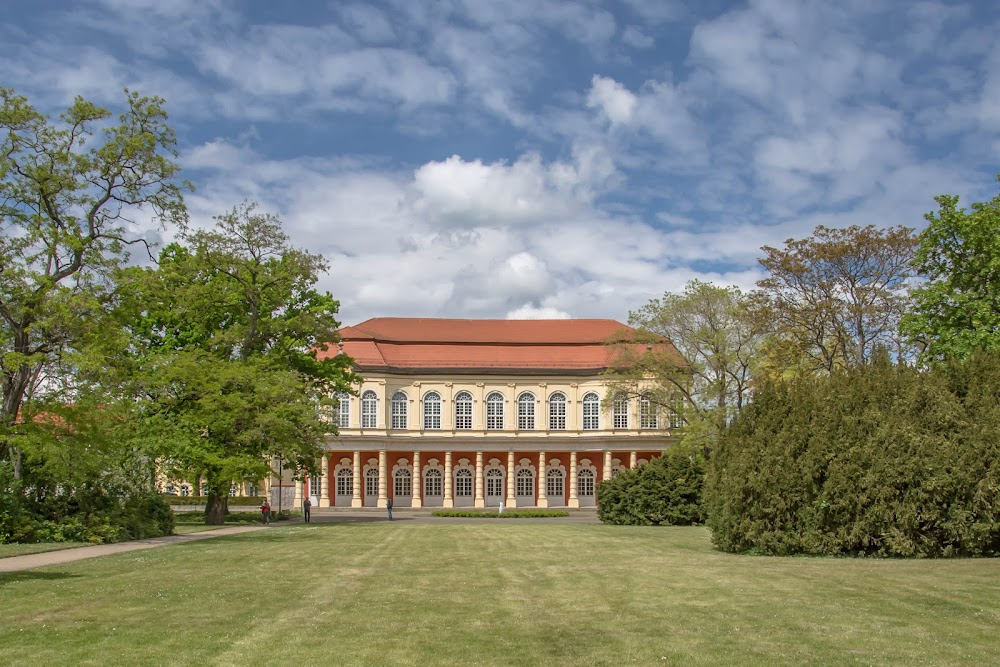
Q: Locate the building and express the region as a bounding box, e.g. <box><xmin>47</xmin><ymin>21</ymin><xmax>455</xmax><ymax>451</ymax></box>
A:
<box><xmin>296</xmin><ymin>317</ymin><xmax>679</xmax><ymax>510</ymax></box>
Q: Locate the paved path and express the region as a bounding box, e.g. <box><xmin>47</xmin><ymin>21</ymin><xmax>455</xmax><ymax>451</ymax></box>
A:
<box><xmin>0</xmin><ymin>525</ymin><xmax>266</xmax><ymax>574</ymax></box>
<box><xmin>0</xmin><ymin>508</ymin><xmax>600</xmax><ymax>573</ymax></box>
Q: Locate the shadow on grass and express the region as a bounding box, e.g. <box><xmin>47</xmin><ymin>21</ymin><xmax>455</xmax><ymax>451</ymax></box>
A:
<box><xmin>0</xmin><ymin>570</ymin><xmax>83</xmax><ymax>585</ymax></box>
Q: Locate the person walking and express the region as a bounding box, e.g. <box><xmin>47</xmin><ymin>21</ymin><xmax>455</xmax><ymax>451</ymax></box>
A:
<box><xmin>386</xmin><ymin>497</ymin><xmax>393</xmax><ymax>521</ymax></box>
<box><xmin>260</xmin><ymin>498</ymin><xmax>271</xmax><ymax>525</ymax></box>
<box><xmin>303</xmin><ymin>497</ymin><xmax>312</xmax><ymax>523</ymax></box>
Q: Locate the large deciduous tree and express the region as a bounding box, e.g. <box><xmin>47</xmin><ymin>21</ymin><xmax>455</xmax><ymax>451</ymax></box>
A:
<box><xmin>901</xmin><ymin>182</ymin><xmax>1000</xmax><ymax>362</ymax></box>
<box><xmin>610</xmin><ymin>280</ymin><xmax>765</xmax><ymax>446</ymax></box>
<box><xmin>755</xmin><ymin>225</ymin><xmax>918</xmax><ymax>373</ymax></box>
<box><xmin>121</xmin><ymin>202</ymin><xmax>356</xmax><ymax>524</ymax></box>
<box><xmin>0</xmin><ymin>88</ymin><xmax>187</xmax><ymax>475</ymax></box>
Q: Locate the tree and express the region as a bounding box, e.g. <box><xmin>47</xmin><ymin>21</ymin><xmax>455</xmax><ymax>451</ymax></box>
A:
<box><xmin>121</xmin><ymin>202</ymin><xmax>356</xmax><ymax>524</ymax></box>
<box><xmin>0</xmin><ymin>88</ymin><xmax>187</xmax><ymax>476</ymax></box>
<box><xmin>902</xmin><ymin>181</ymin><xmax>1000</xmax><ymax>362</ymax></box>
<box><xmin>756</xmin><ymin>225</ymin><xmax>918</xmax><ymax>373</ymax></box>
<box><xmin>610</xmin><ymin>280</ymin><xmax>764</xmax><ymax>447</ymax></box>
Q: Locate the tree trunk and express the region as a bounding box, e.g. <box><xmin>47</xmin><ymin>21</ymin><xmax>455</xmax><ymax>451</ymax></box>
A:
<box><xmin>205</xmin><ymin>489</ymin><xmax>229</xmax><ymax>525</ymax></box>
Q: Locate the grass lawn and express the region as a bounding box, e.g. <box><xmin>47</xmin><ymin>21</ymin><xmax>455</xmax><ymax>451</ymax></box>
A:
<box><xmin>0</xmin><ymin>542</ymin><xmax>89</xmax><ymax>559</ymax></box>
<box><xmin>0</xmin><ymin>524</ymin><xmax>997</xmax><ymax>666</ymax></box>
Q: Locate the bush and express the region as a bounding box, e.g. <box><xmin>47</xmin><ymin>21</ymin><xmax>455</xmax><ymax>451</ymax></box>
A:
<box><xmin>706</xmin><ymin>353</ymin><xmax>1000</xmax><ymax>557</ymax></box>
<box><xmin>597</xmin><ymin>447</ymin><xmax>706</xmax><ymax>525</ymax></box>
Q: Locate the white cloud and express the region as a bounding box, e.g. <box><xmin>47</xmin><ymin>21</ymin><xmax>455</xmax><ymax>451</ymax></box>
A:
<box><xmin>587</xmin><ymin>75</ymin><xmax>637</xmax><ymax>125</ymax></box>
<box><xmin>506</xmin><ymin>305</ymin><xmax>572</xmax><ymax>320</ymax></box>
<box><xmin>621</xmin><ymin>26</ymin><xmax>655</xmax><ymax>49</ymax></box>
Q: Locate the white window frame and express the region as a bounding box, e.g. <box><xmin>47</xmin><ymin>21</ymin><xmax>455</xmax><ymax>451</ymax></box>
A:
<box><xmin>640</xmin><ymin>394</ymin><xmax>658</xmax><ymax>429</ymax></box>
<box><xmin>391</xmin><ymin>391</ymin><xmax>408</xmax><ymax>430</ymax></box>
<box><xmin>455</xmin><ymin>468</ymin><xmax>473</xmax><ymax>497</ymax></box>
<box><xmin>548</xmin><ymin>392</ymin><xmax>566</xmax><ymax>430</ymax></box>
<box><xmin>613</xmin><ymin>394</ymin><xmax>629</xmax><ymax>429</ymax></box>
<box><xmin>336</xmin><ymin>468</ymin><xmax>353</xmax><ymax>496</ymax></box>
<box><xmin>309</xmin><ymin>474</ymin><xmax>322</xmax><ymax>498</ymax></box>
<box><xmin>582</xmin><ymin>392</ymin><xmax>600</xmax><ymax>430</ymax></box>
<box><xmin>423</xmin><ymin>391</ymin><xmax>442</xmax><ymax>429</ymax></box>
<box><xmin>361</xmin><ymin>390</ymin><xmax>378</xmax><ymax>429</ymax></box>
<box><xmin>486</xmin><ymin>392</ymin><xmax>504</xmax><ymax>430</ymax></box>
<box><xmin>336</xmin><ymin>392</ymin><xmax>351</xmax><ymax>429</ymax></box>
<box><xmin>424</xmin><ymin>469</ymin><xmax>443</xmax><ymax>497</ymax></box>
<box><xmin>546</xmin><ymin>468</ymin><xmax>564</xmax><ymax>498</ymax></box>
<box><xmin>578</xmin><ymin>468</ymin><xmax>595</xmax><ymax>497</ymax></box>
<box><xmin>517</xmin><ymin>392</ymin><xmax>535</xmax><ymax>430</ymax></box>
<box><xmin>454</xmin><ymin>391</ymin><xmax>473</xmax><ymax>430</ymax></box>
<box><xmin>516</xmin><ymin>469</ymin><xmax>534</xmax><ymax>497</ymax></box>
<box><xmin>394</xmin><ymin>468</ymin><xmax>412</xmax><ymax>496</ymax></box>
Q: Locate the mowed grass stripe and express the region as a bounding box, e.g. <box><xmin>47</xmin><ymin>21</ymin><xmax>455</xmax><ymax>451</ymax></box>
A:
<box><xmin>0</xmin><ymin>525</ymin><xmax>997</xmax><ymax>666</ymax></box>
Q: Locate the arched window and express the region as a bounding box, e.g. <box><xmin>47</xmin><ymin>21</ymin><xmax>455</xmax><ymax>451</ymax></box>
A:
<box><xmin>517</xmin><ymin>392</ymin><xmax>535</xmax><ymax>430</ymax></box>
<box><xmin>394</xmin><ymin>468</ymin><xmax>412</xmax><ymax>496</ymax></box>
<box><xmin>391</xmin><ymin>391</ymin><xmax>408</xmax><ymax>429</ymax></box>
<box><xmin>423</xmin><ymin>391</ymin><xmax>442</xmax><ymax>429</ymax></box>
<box><xmin>613</xmin><ymin>394</ymin><xmax>629</xmax><ymax>429</ymax></box>
<box><xmin>486</xmin><ymin>392</ymin><xmax>504</xmax><ymax>430</ymax></box>
<box><xmin>669</xmin><ymin>396</ymin><xmax>685</xmax><ymax>429</ymax></box>
<box><xmin>578</xmin><ymin>468</ymin><xmax>595</xmax><ymax>497</ymax></box>
<box><xmin>640</xmin><ymin>393</ymin><xmax>657</xmax><ymax>429</ymax></box>
<box><xmin>548</xmin><ymin>392</ymin><xmax>567</xmax><ymax>430</ymax></box>
<box><xmin>424</xmin><ymin>469</ymin><xmax>443</xmax><ymax>497</ymax></box>
<box><xmin>454</xmin><ymin>391</ymin><xmax>473</xmax><ymax>430</ymax></box>
<box><xmin>516</xmin><ymin>468</ymin><xmax>534</xmax><ymax>497</ymax></box>
<box><xmin>546</xmin><ymin>468</ymin><xmax>564</xmax><ymax>498</ymax></box>
<box><xmin>365</xmin><ymin>468</ymin><xmax>378</xmax><ymax>497</ymax></box>
<box><xmin>455</xmin><ymin>468</ymin><xmax>473</xmax><ymax>497</ymax></box>
<box><xmin>361</xmin><ymin>390</ymin><xmax>378</xmax><ymax>429</ymax></box>
<box><xmin>336</xmin><ymin>468</ymin><xmax>353</xmax><ymax>496</ymax></box>
<box><xmin>582</xmin><ymin>392</ymin><xmax>600</xmax><ymax>430</ymax></box>
<box><xmin>335</xmin><ymin>392</ymin><xmax>351</xmax><ymax>429</ymax></box>
<box><xmin>485</xmin><ymin>468</ymin><xmax>504</xmax><ymax>500</ymax></box>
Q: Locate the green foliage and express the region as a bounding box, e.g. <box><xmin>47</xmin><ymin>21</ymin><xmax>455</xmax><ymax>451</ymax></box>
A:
<box><xmin>902</xmin><ymin>180</ymin><xmax>1000</xmax><ymax>361</ymax></box>
<box><xmin>596</xmin><ymin>447</ymin><xmax>706</xmax><ymax>526</ymax></box>
<box><xmin>706</xmin><ymin>353</ymin><xmax>1000</xmax><ymax>557</ymax></box>
<box><xmin>431</xmin><ymin>509</ymin><xmax>570</xmax><ymax>518</ymax></box>
<box><xmin>0</xmin><ymin>464</ymin><xmax>174</xmax><ymax>544</ymax></box>
<box><xmin>165</xmin><ymin>496</ymin><xmax>266</xmax><ymax>506</ymax></box>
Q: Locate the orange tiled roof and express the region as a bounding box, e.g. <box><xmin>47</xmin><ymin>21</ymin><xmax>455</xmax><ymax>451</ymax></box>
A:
<box><xmin>322</xmin><ymin>318</ymin><xmax>640</xmax><ymax>371</ymax></box>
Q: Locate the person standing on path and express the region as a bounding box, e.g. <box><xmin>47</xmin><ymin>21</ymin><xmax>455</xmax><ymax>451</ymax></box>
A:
<box><xmin>387</xmin><ymin>497</ymin><xmax>393</xmax><ymax>521</ymax></box>
<box><xmin>260</xmin><ymin>498</ymin><xmax>271</xmax><ymax>525</ymax></box>
<box><xmin>303</xmin><ymin>497</ymin><xmax>312</xmax><ymax>523</ymax></box>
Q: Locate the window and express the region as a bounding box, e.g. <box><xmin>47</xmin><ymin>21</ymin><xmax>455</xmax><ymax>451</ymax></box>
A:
<box><xmin>582</xmin><ymin>392</ymin><xmax>600</xmax><ymax>430</ymax></box>
<box><xmin>548</xmin><ymin>392</ymin><xmax>566</xmax><ymax>430</ymax></box>
<box><xmin>640</xmin><ymin>394</ymin><xmax>658</xmax><ymax>429</ymax></box>
<box><xmin>391</xmin><ymin>391</ymin><xmax>408</xmax><ymax>429</ymax></box>
<box><xmin>669</xmin><ymin>397</ymin><xmax>685</xmax><ymax>429</ymax></box>
<box><xmin>613</xmin><ymin>394</ymin><xmax>629</xmax><ymax>429</ymax></box>
<box><xmin>247</xmin><ymin>483</ymin><xmax>257</xmax><ymax>496</ymax></box>
<box><xmin>365</xmin><ymin>468</ymin><xmax>378</xmax><ymax>497</ymax></box>
<box><xmin>309</xmin><ymin>474</ymin><xmax>322</xmax><ymax>498</ymax></box>
<box><xmin>516</xmin><ymin>469</ymin><xmax>534</xmax><ymax>497</ymax></box>
<box><xmin>546</xmin><ymin>468</ymin><xmax>564</xmax><ymax>498</ymax></box>
<box><xmin>578</xmin><ymin>468</ymin><xmax>595</xmax><ymax>496</ymax></box>
<box><xmin>454</xmin><ymin>391</ymin><xmax>473</xmax><ymax>429</ymax></box>
<box><xmin>394</xmin><ymin>468</ymin><xmax>412</xmax><ymax>496</ymax></box>
<box><xmin>423</xmin><ymin>391</ymin><xmax>442</xmax><ymax>429</ymax></box>
<box><xmin>179</xmin><ymin>484</ymin><xmax>190</xmax><ymax>497</ymax></box>
<box><xmin>485</xmin><ymin>468</ymin><xmax>503</xmax><ymax>498</ymax></box>
<box><xmin>517</xmin><ymin>392</ymin><xmax>535</xmax><ymax>430</ymax></box>
<box><xmin>455</xmin><ymin>468</ymin><xmax>473</xmax><ymax>497</ymax></box>
<box><xmin>335</xmin><ymin>392</ymin><xmax>351</xmax><ymax>429</ymax></box>
<box><xmin>337</xmin><ymin>469</ymin><xmax>353</xmax><ymax>496</ymax></box>
<box><xmin>486</xmin><ymin>392</ymin><xmax>504</xmax><ymax>430</ymax></box>
<box><xmin>361</xmin><ymin>390</ymin><xmax>378</xmax><ymax>429</ymax></box>
<box><xmin>425</xmin><ymin>469</ymin><xmax>443</xmax><ymax>497</ymax></box>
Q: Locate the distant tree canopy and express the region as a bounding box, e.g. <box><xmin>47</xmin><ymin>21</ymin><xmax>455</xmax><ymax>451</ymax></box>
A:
<box><xmin>755</xmin><ymin>224</ymin><xmax>918</xmax><ymax>374</ymax></box>
<box><xmin>902</xmin><ymin>180</ymin><xmax>1000</xmax><ymax>362</ymax></box>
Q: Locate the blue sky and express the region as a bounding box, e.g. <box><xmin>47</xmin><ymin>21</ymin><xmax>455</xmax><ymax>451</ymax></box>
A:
<box><xmin>3</xmin><ymin>0</ymin><xmax>999</xmax><ymax>325</ymax></box>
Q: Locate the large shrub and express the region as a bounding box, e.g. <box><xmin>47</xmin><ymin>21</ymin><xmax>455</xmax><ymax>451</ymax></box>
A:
<box><xmin>597</xmin><ymin>447</ymin><xmax>705</xmax><ymax>525</ymax></box>
<box><xmin>705</xmin><ymin>353</ymin><xmax>1000</xmax><ymax>557</ymax></box>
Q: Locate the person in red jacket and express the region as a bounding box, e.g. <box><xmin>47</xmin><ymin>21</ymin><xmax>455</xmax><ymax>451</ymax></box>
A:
<box><xmin>260</xmin><ymin>499</ymin><xmax>271</xmax><ymax>525</ymax></box>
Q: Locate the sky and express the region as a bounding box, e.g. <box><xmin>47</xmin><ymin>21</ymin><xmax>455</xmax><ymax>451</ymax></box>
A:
<box><xmin>2</xmin><ymin>0</ymin><xmax>999</xmax><ymax>327</ymax></box>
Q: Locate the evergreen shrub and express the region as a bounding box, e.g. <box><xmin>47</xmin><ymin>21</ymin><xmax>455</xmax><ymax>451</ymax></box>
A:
<box><xmin>596</xmin><ymin>447</ymin><xmax>705</xmax><ymax>525</ymax></box>
<box><xmin>705</xmin><ymin>353</ymin><xmax>1000</xmax><ymax>557</ymax></box>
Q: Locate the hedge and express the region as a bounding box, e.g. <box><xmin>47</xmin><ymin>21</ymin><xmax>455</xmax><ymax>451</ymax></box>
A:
<box><xmin>705</xmin><ymin>353</ymin><xmax>1000</xmax><ymax>557</ymax></box>
<box><xmin>596</xmin><ymin>447</ymin><xmax>705</xmax><ymax>525</ymax></box>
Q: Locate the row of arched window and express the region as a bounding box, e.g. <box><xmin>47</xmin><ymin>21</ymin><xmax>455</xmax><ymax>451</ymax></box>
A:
<box><xmin>334</xmin><ymin>391</ymin><xmax>683</xmax><ymax>431</ymax></box>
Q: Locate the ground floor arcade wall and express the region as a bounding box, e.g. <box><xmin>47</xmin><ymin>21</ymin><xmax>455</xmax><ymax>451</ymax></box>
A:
<box><xmin>300</xmin><ymin>449</ymin><xmax>663</xmax><ymax>509</ymax></box>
